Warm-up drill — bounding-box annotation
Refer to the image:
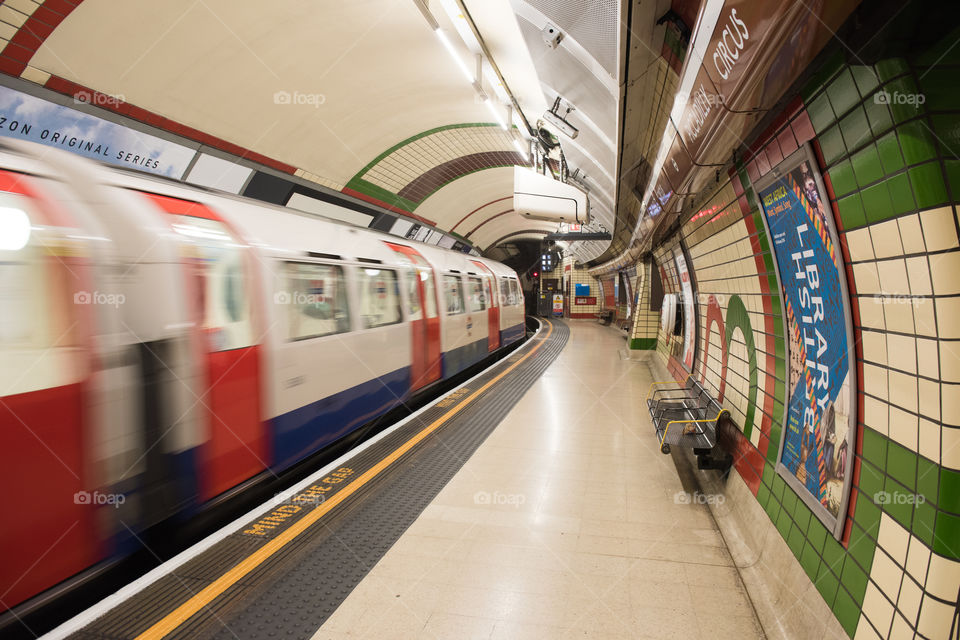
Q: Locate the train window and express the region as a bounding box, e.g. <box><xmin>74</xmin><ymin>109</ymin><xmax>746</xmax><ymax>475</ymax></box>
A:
<box><xmin>510</xmin><ymin>279</ymin><xmax>521</xmax><ymax>305</ymax></box>
<box><xmin>468</xmin><ymin>277</ymin><xmax>486</xmax><ymax>312</ymax></box>
<box><xmin>443</xmin><ymin>275</ymin><xmax>465</xmax><ymax>315</ymax></box>
<box><xmin>499</xmin><ymin>278</ymin><xmax>510</xmax><ymax>306</ymax></box>
<box><xmin>420</xmin><ymin>269</ymin><xmax>438</xmax><ymax>319</ymax></box>
<box><xmin>0</xmin><ymin>190</ymin><xmax>82</xmax><ymax>395</ymax></box>
<box><xmin>358</xmin><ymin>268</ymin><xmax>401</xmax><ymax>329</ymax></box>
<box><xmin>284</xmin><ymin>262</ymin><xmax>350</xmax><ymax>340</ymax></box>
<box><xmin>404</xmin><ymin>268</ymin><xmax>422</xmax><ymax>320</ymax></box>
<box><xmin>169</xmin><ymin>215</ymin><xmax>253</xmax><ymax>352</ymax></box>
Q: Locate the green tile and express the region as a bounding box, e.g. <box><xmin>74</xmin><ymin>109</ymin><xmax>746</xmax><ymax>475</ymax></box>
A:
<box><xmin>863</xmin><ymin>182</ymin><xmax>895</xmax><ymax>224</ymax></box>
<box><xmin>933</xmin><ymin>511</ymin><xmax>960</xmax><ymax>559</ymax></box>
<box><xmin>827</xmin><ymin>68</ymin><xmax>860</xmax><ymax>118</ymax></box>
<box><xmin>888</xmin><ymin>172</ymin><xmax>917</xmax><ymax>215</ymax></box>
<box><xmin>946</xmin><ymin>159</ymin><xmax>960</xmax><ymax>201</ymax></box>
<box><xmin>930</xmin><ymin>114</ymin><xmax>960</xmax><ymax>157</ymax></box>
<box><xmin>848</xmin><ymin>524</ymin><xmax>877</xmax><ymax>571</ymax></box>
<box><xmin>793</xmin><ymin>501</ymin><xmax>812</xmax><ymax>532</ymax></box>
<box><xmin>885</xmin><ymin>77</ymin><xmax>925</xmax><ymax>123</ymax></box>
<box><xmin>774</xmin><ymin>473</ymin><xmax>787</xmax><ymax>500</ymax></box>
<box><xmin>859</xmin><ymin>460</ymin><xmax>885</xmax><ymax>503</ymax></box>
<box><xmin>851</xmin><ymin>144</ymin><xmax>884</xmax><ymax>186</ymax></box>
<box><xmin>866</xmin><ymin>101</ymin><xmax>892</xmax><ymax>136</ymax></box>
<box><xmin>783</xmin><ymin>487</ymin><xmax>799</xmax><ymax>516</ymax></box>
<box><xmin>913</xmin><ymin>499</ymin><xmax>936</xmax><ymax>546</ymax></box>
<box><xmin>875</xmin><ymin>58</ymin><xmax>909</xmax><ymax>83</ymax></box>
<box><xmin>898</xmin><ymin>120</ymin><xmax>937</xmax><ymax>165</ymax></box>
<box><xmin>820</xmin><ymin>124</ymin><xmax>847</xmax><ymax>165</ymax></box>
<box><xmin>800</xmin><ymin>541</ymin><xmax>821</xmax><ymax>580</ymax></box>
<box><xmin>908</xmin><ymin>162</ymin><xmax>949</xmax><ymax>208</ymax></box>
<box><xmin>887</xmin><ymin>442</ymin><xmax>917</xmax><ymax>491</ymax></box>
<box><xmin>840</xmin><ymin>107</ymin><xmax>872</xmax><ymax>152</ymax></box>
<box><xmin>815</xmin><ymin>560</ymin><xmax>841</xmax><ymax>605</ymax></box>
<box><xmin>764</xmin><ymin>494</ymin><xmax>781</xmax><ymax>522</ymax></box>
<box><xmin>884</xmin><ymin>476</ymin><xmax>914</xmax><ymax>528</ymax></box>
<box><xmin>757</xmin><ymin>482</ymin><xmax>771</xmax><ymax>509</ymax></box>
<box><xmin>829</xmin><ymin>160</ymin><xmax>858</xmax><ymax>196</ymax></box>
<box><xmin>851</xmin><ymin>65</ymin><xmax>880</xmax><ymax>97</ymax></box>
<box><xmin>832</xmin><ymin>586</ymin><xmax>861</xmax><ymax>636</ymax></box>
<box><xmin>776</xmin><ymin>506</ymin><xmax>793</xmax><ymax>539</ymax></box>
<box><xmin>762</xmin><ymin>462</ymin><xmax>776</xmax><ymax>487</ymax></box>
<box><xmin>855</xmin><ymin>496</ymin><xmax>882</xmax><ymax>539</ymax></box>
<box><xmin>837</xmin><ymin>193</ymin><xmax>866</xmax><ymax>229</ymax></box>
<box><xmin>917</xmin><ymin>68</ymin><xmax>954</xmax><ymax>112</ymax></box>
<box><xmin>808</xmin><ymin>93</ymin><xmax>836</xmax><ymax>134</ymax></box>
<box><xmin>840</xmin><ymin>558</ymin><xmax>869</xmax><ymax>603</ymax></box>
<box><xmin>917</xmin><ymin>456</ymin><xmax>939</xmax><ymax>507</ymax></box>
<box><xmin>912</xmin><ymin>26</ymin><xmax>960</xmax><ymax>66</ymax></box>
<box><xmin>822</xmin><ymin>536</ymin><xmax>845</xmax><ymax>575</ymax></box>
<box><xmin>788</xmin><ymin>523</ymin><xmax>805</xmax><ymax>558</ymax></box>
<box><xmin>807</xmin><ymin>518</ymin><xmax>829</xmax><ymax>553</ymax></box>
<box><xmin>939</xmin><ymin>467</ymin><xmax>960</xmax><ymax>513</ymax></box>
<box><xmin>861</xmin><ymin>428</ymin><xmax>888</xmax><ymax>466</ymax></box>
<box><xmin>876</xmin><ymin>131</ymin><xmax>905</xmax><ymax>174</ymax></box>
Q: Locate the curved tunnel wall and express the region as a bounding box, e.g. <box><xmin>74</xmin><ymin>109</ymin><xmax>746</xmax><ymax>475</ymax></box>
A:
<box><xmin>640</xmin><ymin>30</ymin><xmax>960</xmax><ymax>639</ymax></box>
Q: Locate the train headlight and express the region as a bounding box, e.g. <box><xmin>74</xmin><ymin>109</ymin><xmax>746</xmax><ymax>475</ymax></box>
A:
<box><xmin>0</xmin><ymin>206</ymin><xmax>30</xmax><ymax>250</ymax></box>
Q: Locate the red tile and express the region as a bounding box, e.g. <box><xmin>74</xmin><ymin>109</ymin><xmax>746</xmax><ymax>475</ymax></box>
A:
<box><xmin>792</xmin><ymin>109</ymin><xmax>815</xmax><ymax>145</ymax></box>
<box><xmin>765</xmin><ymin>138</ymin><xmax>784</xmax><ymax>167</ymax></box>
<box><xmin>777</xmin><ymin>125</ymin><xmax>799</xmax><ymax>157</ymax></box>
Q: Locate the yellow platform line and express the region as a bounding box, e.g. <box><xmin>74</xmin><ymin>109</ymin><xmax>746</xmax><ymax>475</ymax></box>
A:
<box><xmin>135</xmin><ymin>319</ymin><xmax>554</xmax><ymax>640</ymax></box>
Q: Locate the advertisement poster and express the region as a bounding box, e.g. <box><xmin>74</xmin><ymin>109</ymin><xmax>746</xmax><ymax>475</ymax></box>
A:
<box><xmin>0</xmin><ymin>86</ymin><xmax>195</xmax><ymax>178</ymax></box>
<box><xmin>759</xmin><ymin>146</ymin><xmax>854</xmax><ymax>527</ymax></box>
<box><xmin>673</xmin><ymin>249</ymin><xmax>695</xmax><ymax>370</ymax></box>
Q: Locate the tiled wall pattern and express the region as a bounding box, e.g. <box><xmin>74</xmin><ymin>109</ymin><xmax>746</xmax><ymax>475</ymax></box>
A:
<box><xmin>344</xmin><ymin>124</ymin><xmax>526</xmax><ymax>213</ymax></box>
<box><xmin>801</xmin><ymin>40</ymin><xmax>960</xmax><ymax>638</ymax></box>
<box><xmin>634</xmin><ymin>29</ymin><xmax>960</xmax><ymax>639</ymax></box>
<box><xmin>628</xmin><ymin>259</ymin><xmax>658</xmax><ymax>350</ymax></box>
<box><xmin>562</xmin><ymin>255</ymin><xmax>602</xmax><ymax>318</ymax></box>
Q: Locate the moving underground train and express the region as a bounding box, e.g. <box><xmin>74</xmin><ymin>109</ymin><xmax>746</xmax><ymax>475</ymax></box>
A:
<box><xmin>0</xmin><ymin>139</ymin><xmax>525</xmax><ymax>614</ymax></box>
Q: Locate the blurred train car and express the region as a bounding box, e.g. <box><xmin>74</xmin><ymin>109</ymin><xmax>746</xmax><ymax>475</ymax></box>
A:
<box><xmin>0</xmin><ymin>139</ymin><xmax>525</xmax><ymax>615</ymax></box>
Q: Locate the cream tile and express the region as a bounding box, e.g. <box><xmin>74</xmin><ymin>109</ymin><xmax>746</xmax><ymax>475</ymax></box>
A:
<box><xmin>917</xmin><ymin>595</ymin><xmax>956</xmax><ymax>639</ymax></box>
<box><xmin>877</xmin><ymin>259</ymin><xmax>911</xmax><ymax>296</ymax></box>
<box><xmin>853</xmin><ymin>263</ymin><xmax>882</xmax><ymax>295</ymax></box>
<box><xmin>847</xmin><ymin>228</ymin><xmax>876</xmax><ymax>261</ymax></box>
<box><xmin>913</xmin><ymin>298</ymin><xmax>938</xmax><ymax>338</ymax></box>
<box><xmin>888</xmin><ymin>612</ymin><xmax>913</xmax><ymax>639</ymax></box>
<box><xmin>918</xmin><ymin>418</ymin><xmax>940</xmax><ymax>464</ymax></box>
<box><xmin>918</xmin><ymin>379</ymin><xmax>940</xmax><ymax>422</ymax></box>
<box><xmin>930</xmin><ymin>250</ymin><xmax>960</xmax><ymax>295</ymax></box>
<box><xmin>854</xmin><ymin>614</ymin><xmax>883</xmax><ymax>640</ymax></box>
<box><xmin>863</xmin><ymin>331</ymin><xmax>888</xmax><ymax>366</ymax></box>
<box><xmin>888</xmin><ymin>370</ymin><xmax>918</xmax><ymax>413</ymax></box>
<box><xmin>905</xmin><ymin>536</ymin><xmax>931</xmax><ymax>584</ymax></box>
<box><xmin>904</xmin><ymin>256</ymin><xmax>932</xmax><ymax>297</ymax></box>
<box><xmin>896</xmin><ymin>574</ymin><xmax>923</xmax><ymax>624</ymax></box>
<box><xmin>888</xmin><ymin>406</ymin><xmax>918</xmax><ymax>451</ymax></box>
<box><xmin>870</xmin><ymin>548</ymin><xmax>904</xmax><ymax>599</ymax></box>
<box><xmin>919</xmin><ymin>206</ymin><xmax>959</xmax><ymax>252</ymax></box>
<box><xmin>871</xmin><ymin>219</ymin><xmax>905</xmax><ymax>259</ymax></box>
<box><xmin>916</xmin><ymin>338</ymin><xmax>939</xmax><ymax>379</ymax></box>
<box><xmin>935</xmin><ymin>297</ymin><xmax>960</xmax><ymax>338</ymax></box>
<box><xmin>939</xmin><ymin>341</ymin><xmax>960</xmax><ymax>383</ymax></box>
<box><xmin>925</xmin><ymin>552</ymin><xmax>960</xmax><ymax>600</ymax></box>
<box><xmin>860</xmin><ymin>580</ymin><xmax>895</xmax><ymax>637</ymax></box>
<box><xmin>878</xmin><ymin>514</ymin><xmax>910</xmax><ymax>565</ymax></box>
<box><xmin>883</xmin><ymin>300</ymin><xmax>916</xmax><ymax>334</ymax></box>
<box><xmin>940</xmin><ymin>422</ymin><xmax>960</xmax><ymax>469</ymax></box>
<box><xmin>887</xmin><ymin>333</ymin><xmax>917</xmax><ymax>373</ymax></box>
<box><xmin>897</xmin><ymin>214</ymin><xmax>926</xmax><ymax>254</ymax></box>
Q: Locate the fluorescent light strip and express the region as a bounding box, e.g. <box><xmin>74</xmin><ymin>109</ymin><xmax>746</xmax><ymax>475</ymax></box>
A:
<box><xmin>435</xmin><ymin>28</ymin><xmax>474</xmax><ymax>84</ymax></box>
<box><xmin>512</xmin><ymin>138</ymin><xmax>528</xmax><ymax>159</ymax></box>
<box><xmin>485</xmin><ymin>97</ymin><xmax>508</xmax><ymax>130</ymax></box>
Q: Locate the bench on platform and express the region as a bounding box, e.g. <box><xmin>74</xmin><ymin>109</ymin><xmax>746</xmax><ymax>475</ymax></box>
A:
<box><xmin>645</xmin><ymin>375</ymin><xmax>733</xmax><ymax>472</ymax></box>
<box><xmin>595</xmin><ymin>310</ymin><xmax>614</xmax><ymax>325</ymax></box>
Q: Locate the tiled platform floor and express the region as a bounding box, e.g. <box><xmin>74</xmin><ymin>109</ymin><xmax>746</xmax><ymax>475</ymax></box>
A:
<box><xmin>312</xmin><ymin>321</ymin><xmax>764</xmax><ymax>639</ymax></box>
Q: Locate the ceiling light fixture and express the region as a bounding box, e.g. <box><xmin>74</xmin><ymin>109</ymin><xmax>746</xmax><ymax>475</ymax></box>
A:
<box><xmin>435</xmin><ymin>28</ymin><xmax>475</xmax><ymax>84</ymax></box>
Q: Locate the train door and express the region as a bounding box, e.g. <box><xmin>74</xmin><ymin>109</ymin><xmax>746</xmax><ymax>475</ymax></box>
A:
<box><xmin>143</xmin><ymin>193</ymin><xmax>267</xmax><ymax>501</ymax></box>
<box><xmin>384</xmin><ymin>243</ymin><xmax>441</xmax><ymax>390</ymax></box>
<box><xmin>470</xmin><ymin>261</ymin><xmax>500</xmax><ymax>351</ymax></box>
<box><xmin>0</xmin><ymin>170</ymin><xmax>100</xmax><ymax>609</ymax></box>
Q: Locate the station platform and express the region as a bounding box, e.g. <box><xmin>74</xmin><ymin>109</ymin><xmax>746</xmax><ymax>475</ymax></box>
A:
<box><xmin>51</xmin><ymin>320</ymin><xmax>761</xmax><ymax>640</ymax></box>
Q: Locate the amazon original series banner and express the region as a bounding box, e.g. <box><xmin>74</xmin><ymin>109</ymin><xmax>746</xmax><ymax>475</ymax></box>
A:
<box><xmin>759</xmin><ymin>146</ymin><xmax>854</xmax><ymax>525</ymax></box>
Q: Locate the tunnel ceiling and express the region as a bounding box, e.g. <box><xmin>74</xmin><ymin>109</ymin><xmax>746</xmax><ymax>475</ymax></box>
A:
<box><xmin>0</xmin><ymin>0</ymin><xmax>670</xmax><ymax>263</ymax></box>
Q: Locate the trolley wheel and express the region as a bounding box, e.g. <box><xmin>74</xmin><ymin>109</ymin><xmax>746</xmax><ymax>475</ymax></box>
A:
<box><xmin>660</xmin><ymin>443</ymin><xmax>671</xmax><ymax>454</ymax></box>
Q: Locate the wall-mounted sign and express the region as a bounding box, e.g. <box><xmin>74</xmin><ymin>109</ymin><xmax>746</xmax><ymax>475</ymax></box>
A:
<box><xmin>575</xmin><ymin>283</ymin><xmax>590</xmax><ymax>296</ymax></box>
<box><xmin>0</xmin><ymin>86</ymin><xmax>196</xmax><ymax>178</ymax></box>
<box><xmin>757</xmin><ymin>144</ymin><xmax>856</xmax><ymax>538</ymax></box>
<box><xmin>552</xmin><ymin>294</ymin><xmax>563</xmax><ymax>316</ymax></box>
<box><xmin>673</xmin><ymin>248</ymin><xmax>696</xmax><ymax>370</ymax></box>
<box><xmin>574</xmin><ymin>296</ymin><xmax>596</xmax><ymax>305</ymax></box>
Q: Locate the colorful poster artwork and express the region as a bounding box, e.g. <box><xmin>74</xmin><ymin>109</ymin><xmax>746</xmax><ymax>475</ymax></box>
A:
<box><xmin>760</xmin><ymin>154</ymin><xmax>853</xmax><ymax>519</ymax></box>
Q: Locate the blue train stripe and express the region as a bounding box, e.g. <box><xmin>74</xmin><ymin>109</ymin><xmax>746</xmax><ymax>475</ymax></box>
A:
<box><xmin>270</xmin><ymin>366</ymin><xmax>410</xmax><ymax>470</ymax></box>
